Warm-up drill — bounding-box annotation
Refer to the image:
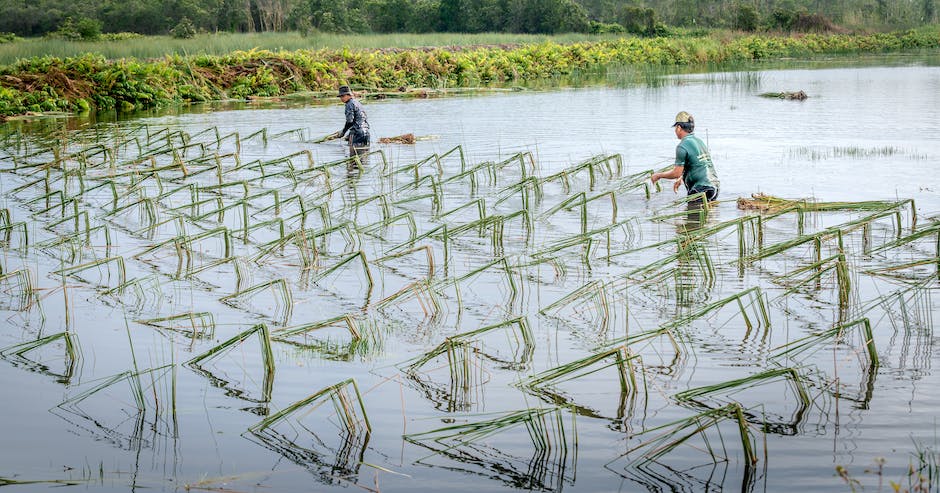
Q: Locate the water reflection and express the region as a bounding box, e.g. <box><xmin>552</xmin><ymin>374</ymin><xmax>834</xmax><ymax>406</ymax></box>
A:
<box><xmin>1</xmin><ymin>56</ymin><xmax>940</xmax><ymax>493</ymax></box>
<box><xmin>405</xmin><ymin>408</ymin><xmax>576</xmax><ymax>492</ymax></box>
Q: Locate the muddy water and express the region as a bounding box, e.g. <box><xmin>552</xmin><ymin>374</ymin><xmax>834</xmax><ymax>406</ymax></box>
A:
<box><xmin>1</xmin><ymin>53</ymin><xmax>939</xmax><ymax>492</ymax></box>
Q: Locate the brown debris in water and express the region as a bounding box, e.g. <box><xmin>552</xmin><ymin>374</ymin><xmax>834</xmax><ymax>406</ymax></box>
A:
<box><xmin>760</xmin><ymin>90</ymin><xmax>808</xmax><ymax>100</ymax></box>
<box><xmin>379</xmin><ymin>133</ymin><xmax>417</xmax><ymax>144</ymax></box>
<box><xmin>736</xmin><ymin>193</ymin><xmax>800</xmax><ymax>212</ymax></box>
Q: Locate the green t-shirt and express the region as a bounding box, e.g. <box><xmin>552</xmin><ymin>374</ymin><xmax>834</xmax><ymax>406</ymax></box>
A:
<box><xmin>675</xmin><ymin>133</ymin><xmax>719</xmax><ymax>192</ymax></box>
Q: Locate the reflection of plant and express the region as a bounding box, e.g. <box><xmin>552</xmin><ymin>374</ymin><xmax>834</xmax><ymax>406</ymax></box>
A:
<box><xmin>186</xmin><ymin>324</ymin><xmax>276</xmax><ymax>405</ymax></box>
<box><xmin>836</xmin><ymin>446</ymin><xmax>940</xmax><ymax>493</ymax></box>
<box><xmin>246</xmin><ymin>379</ymin><xmax>370</xmax><ymax>481</ymax></box>
<box><xmin>405</xmin><ymin>407</ymin><xmax>576</xmax><ymax>491</ymax></box>
<box><xmin>612</xmin><ymin>403</ymin><xmax>759</xmax><ymax>470</ymax></box>
<box><xmin>0</xmin><ymin>332</ymin><xmax>79</xmax><ymax>383</ymax></box>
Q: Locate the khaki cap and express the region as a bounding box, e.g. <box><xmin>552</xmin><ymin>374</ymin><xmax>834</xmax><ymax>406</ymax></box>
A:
<box><xmin>672</xmin><ymin>111</ymin><xmax>693</xmax><ymax>127</ymax></box>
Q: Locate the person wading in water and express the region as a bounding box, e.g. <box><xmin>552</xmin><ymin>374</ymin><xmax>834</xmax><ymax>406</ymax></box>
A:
<box><xmin>334</xmin><ymin>85</ymin><xmax>371</xmax><ymax>164</ymax></box>
<box><xmin>651</xmin><ymin>111</ymin><xmax>720</xmax><ymax>205</ymax></box>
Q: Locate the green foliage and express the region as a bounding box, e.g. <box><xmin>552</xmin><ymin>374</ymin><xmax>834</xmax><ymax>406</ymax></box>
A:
<box><xmin>734</xmin><ymin>3</ymin><xmax>760</xmax><ymax>32</ymax></box>
<box><xmin>0</xmin><ymin>29</ymin><xmax>938</xmax><ymax>117</ymax></box>
<box><xmin>290</xmin><ymin>0</ymin><xmax>372</xmax><ymax>33</ymax></box>
<box><xmin>100</xmin><ymin>32</ymin><xmax>145</xmax><ymax>41</ymax></box>
<box><xmin>365</xmin><ymin>0</ymin><xmax>439</xmax><ymax>33</ymax></box>
<box><xmin>616</xmin><ymin>6</ymin><xmax>659</xmax><ymax>36</ymax></box>
<box><xmin>0</xmin><ymin>33</ymin><xmax>17</xmax><ymax>44</ymax></box>
<box><xmin>0</xmin><ymin>0</ymin><xmax>934</xmax><ymax>38</ymax></box>
<box><xmin>46</xmin><ymin>17</ymin><xmax>101</xmax><ymax>41</ymax></box>
<box><xmin>589</xmin><ymin>21</ymin><xmax>625</xmax><ymax>35</ymax></box>
<box><xmin>170</xmin><ymin>17</ymin><xmax>198</xmax><ymax>39</ymax></box>
<box><xmin>75</xmin><ymin>18</ymin><xmax>102</xmax><ymax>40</ymax></box>
<box><xmin>506</xmin><ymin>0</ymin><xmax>591</xmax><ymax>34</ymax></box>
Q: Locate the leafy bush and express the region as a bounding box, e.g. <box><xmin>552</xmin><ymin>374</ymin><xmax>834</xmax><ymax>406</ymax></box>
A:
<box><xmin>45</xmin><ymin>18</ymin><xmax>102</xmax><ymax>41</ymax></box>
<box><xmin>75</xmin><ymin>18</ymin><xmax>102</xmax><ymax>40</ymax></box>
<box><xmin>792</xmin><ymin>13</ymin><xmax>842</xmax><ymax>33</ymax></box>
<box><xmin>0</xmin><ymin>32</ymin><xmax>17</xmax><ymax>43</ymax></box>
<box><xmin>734</xmin><ymin>3</ymin><xmax>760</xmax><ymax>32</ymax></box>
<box><xmin>170</xmin><ymin>18</ymin><xmax>197</xmax><ymax>39</ymax></box>
<box><xmin>616</xmin><ymin>6</ymin><xmax>659</xmax><ymax>36</ymax></box>
<box><xmin>767</xmin><ymin>8</ymin><xmax>803</xmax><ymax>31</ymax></box>
<box><xmin>590</xmin><ymin>21</ymin><xmax>625</xmax><ymax>34</ymax></box>
<box><xmin>100</xmin><ymin>32</ymin><xmax>145</xmax><ymax>41</ymax></box>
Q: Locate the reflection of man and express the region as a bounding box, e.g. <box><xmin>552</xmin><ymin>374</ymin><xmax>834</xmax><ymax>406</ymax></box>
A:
<box><xmin>335</xmin><ymin>85</ymin><xmax>370</xmax><ymax>159</ymax></box>
<box><xmin>651</xmin><ymin>111</ymin><xmax>720</xmax><ymax>203</ymax></box>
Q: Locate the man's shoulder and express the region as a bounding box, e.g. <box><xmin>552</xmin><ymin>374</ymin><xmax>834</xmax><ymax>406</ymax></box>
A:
<box><xmin>682</xmin><ymin>134</ymin><xmax>705</xmax><ymax>147</ymax></box>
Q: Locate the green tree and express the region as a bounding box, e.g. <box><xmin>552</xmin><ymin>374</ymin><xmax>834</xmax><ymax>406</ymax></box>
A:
<box><xmin>507</xmin><ymin>0</ymin><xmax>589</xmax><ymax>33</ymax></box>
<box><xmin>289</xmin><ymin>0</ymin><xmax>369</xmax><ymax>32</ymax></box>
<box><xmin>733</xmin><ymin>2</ymin><xmax>759</xmax><ymax>31</ymax></box>
<box><xmin>98</xmin><ymin>0</ymin><xmax>166</xmax><ymax>34</ymax></box>
<box><xmin>170</xmin><ymin>17</ymin><xmax>198</xmax><ymax>37</ymax></box>
<box><xmin>616</xmin><ymin>5</ymin><xmax>658</xmax><ymax>34</ymax></box>
<box><xmin>75</xmin><ymin>17</ymin><xmax>102</xmax><ymax>39</ymax></box>
<box><xmin>439</xmin><ymin>0</ymin><xmax>462</xmax><ymax>31</ymax></box>
<box><xmin>876</xmin><ymin>0</ymin><xmax>889</xmax><ymax>22</ymax></box>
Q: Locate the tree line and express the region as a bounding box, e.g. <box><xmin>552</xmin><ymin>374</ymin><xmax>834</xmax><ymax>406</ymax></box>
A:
<box><xmin>0</xmin><ymin>0</ymin><xmax>935</xmax><ymax>38</ymax></box>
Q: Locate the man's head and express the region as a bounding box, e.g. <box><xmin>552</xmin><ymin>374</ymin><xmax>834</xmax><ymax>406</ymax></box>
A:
<box><xmin>672</xmin><ymin>111</ymin><xmax>694</xmax><ymax>135</ymax></box>
<box><xmin>338</xmin><ymin>85</ymin><xmax>352</xmax><ymax>102</ymax></box>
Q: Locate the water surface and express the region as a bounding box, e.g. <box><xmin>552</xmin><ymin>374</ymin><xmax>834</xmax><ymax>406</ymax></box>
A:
<box><xmin>1</xmin><ymin>53</ymin><xmax>939</xmax><ymax>492</ymax></box>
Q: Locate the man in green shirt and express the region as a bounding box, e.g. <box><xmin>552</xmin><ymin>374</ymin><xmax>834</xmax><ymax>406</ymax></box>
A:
<box><xmin>651</xmin><ymin>111</ymin><xmax>720</xmax><ymax>202</ymax></box>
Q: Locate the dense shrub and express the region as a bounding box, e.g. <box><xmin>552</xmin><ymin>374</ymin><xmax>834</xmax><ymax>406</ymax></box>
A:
<box><xmin>45</xmin><ymin>17</ymin><xmax>102</xmax><ymax>41</ymax></box>
<box><xmin>590</xmin><ymin>21</ymin><xmax>626</xmax><ymax>34</ymax></box>
<box><xmin>100</xmin><ymin>32</ymin><xmax>145</xmax><ymax>41</ymax></box>
<box><xmin>766</xmin><ymin>8</ymin><xmax>842</xmax><ymax>33</ymax></box>
<box><xmin>733</xmin><ymin>3</ymin><xmax>760</xmax><ymax>32</ymax></box>
<box><xmin>616</xmin><ymin>6</ymin><xmax>659</xmax><ymax>36</ymax></box>
<box><xmin>170</xmin><ymin>17</ymin><xmax>197</xmax><ymax>39</ymax></box>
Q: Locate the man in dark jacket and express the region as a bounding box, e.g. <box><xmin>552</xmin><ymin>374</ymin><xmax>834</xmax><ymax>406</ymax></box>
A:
<box><xmin>335</xmin><ymin>85</ymin><xmax>370</xmax><ymax>160</ymax></box>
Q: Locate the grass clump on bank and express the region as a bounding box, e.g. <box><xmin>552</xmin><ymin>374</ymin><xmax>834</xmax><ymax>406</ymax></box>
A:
<box><xmin>0</xmin><ymin>28</ymin><xmax>938</xmax><ymax>117</ymax></box>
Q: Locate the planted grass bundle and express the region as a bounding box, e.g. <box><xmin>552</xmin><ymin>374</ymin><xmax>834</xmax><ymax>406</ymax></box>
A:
<box><xmin>520</xmin><ymin>346</ymin><xmax>644</xmax><ymax>422</ymax></box>
<box><xmin>52</xmin><ymin>365</ymin><xmax>176</xmax><ymax>450</ymax></box>
<box><xmin>136</xmin><ymin>311</ymin><xmax>216</xmax><ymax>340</ymax></box>
<box><xmin>771</xmin><ymin>318</ymin><xmax>879</xmax><ymax>406</ymax></box>
<box><xmin>606</xmin><ymin>404</ymin><xmax>759</xmax><ymax>489</ymax></box>
<box><xmin>404</xmin><ymin>407</ymin><xmax>576</xmax><ymax>491</ymax></box>
<box><xmin>270</xmin><ymin>314</ymin><xmax>386</xmax><ymax>361</ymax></box>
<box><xmin>405</xmin><ymin>317</ymin><xmax>534</xmax><ymax>375</ymax></box>
<box><xmin>186</xmin><ymin>324</ymin><xmax>276</xmax><ymax>407</ymax></box>
<box><xmin>0</xmin><ymin>269</ymin><xmax>37</xmax><ymax>311</ymax></box>
<box><xmin>773</xmin><ymin>252</ymin><xmax>853</xmax><ymax>309</ymax></box>
<box><xmin>247</xmin><ymin>379</ymin><xmax>370</xmax><ymax>476</ymax></box>
<box><xmin>674</xmin><ymin>367</ymin><xmax>812</xmax><ymax>436</ymax></box>
<box><xmin>403</xmin><ymin>317</ymin><xmax>533</xmax><ymax>410</ymax></box>
<box><xmin>0</xmin><ymin>331</ymin><xmax>79</xmax><ymax>383</ymax></box>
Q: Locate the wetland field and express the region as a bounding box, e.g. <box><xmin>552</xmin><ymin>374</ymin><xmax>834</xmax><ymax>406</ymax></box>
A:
<box><xmin>1</xmin><ymin>52</ymin><xmax>939</xmax><ymax>492</ymax></box>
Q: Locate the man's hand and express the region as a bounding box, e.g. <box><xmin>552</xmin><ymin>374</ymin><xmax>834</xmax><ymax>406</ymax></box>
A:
<box><xmin>650</xmin><ymin>172</ymin><xmax>660</xmax><ymax>184</ymax></box>
<box><xmin>672</xmin><ymin>180</ymin><xmax>681</xmax><ymax>193</ymax></box>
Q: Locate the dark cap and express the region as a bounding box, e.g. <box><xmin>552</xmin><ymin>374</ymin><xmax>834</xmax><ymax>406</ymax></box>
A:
<box><xmin>671</xmin><ymin>111</ymin><xmax>693</xmax><ymax>127</ymax></box>
<box><xmin>337</xmin><ymin>85</ymin><xmax>352</xmax><ymax>97</ymax></box>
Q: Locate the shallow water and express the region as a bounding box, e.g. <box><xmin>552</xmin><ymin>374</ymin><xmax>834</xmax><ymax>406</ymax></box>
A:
<box><xmin>1</xmin><ymin>53</ymin><xmax>939</xmax><ymax>492</ymax></box>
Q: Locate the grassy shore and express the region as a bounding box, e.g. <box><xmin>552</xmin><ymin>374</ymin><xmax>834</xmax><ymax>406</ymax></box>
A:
<box><xmin>0</xmin><ymin>31</ymin><xmax>628</xmax><ymax>66</ymax></box>
<box><xmin>0</xmin><ymin>28</ymin><xmax>938</xmax><ymax>118</ymax></box>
